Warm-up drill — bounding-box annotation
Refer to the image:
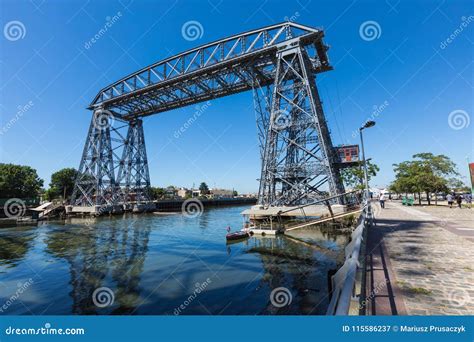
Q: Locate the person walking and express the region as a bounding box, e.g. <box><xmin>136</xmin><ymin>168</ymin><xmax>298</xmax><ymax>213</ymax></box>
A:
<box><xmin>379</xmin><ymin>192</ymin><xmax>386</xmax><ymax>209</ymax></box>
<box><xmin>447</xmin><ymin>193</ymin><xmax>454</xmax><ymax>208</ymax></box>
<box><xmin>466</xmin><ymin>194</ymin><xmax>472</xmax><ymax>209</ymax></box>
<box><xmin>456</xmin><ymin>194</ymin><xmax>463</xmax><ymax>209</ymax></box>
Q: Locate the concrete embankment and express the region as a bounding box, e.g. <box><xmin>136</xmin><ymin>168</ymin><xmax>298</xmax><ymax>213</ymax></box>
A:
<box><xmin>156</xmin><ymin>197</ymin><xmax>257</xmax><ymax>212</ymax></box>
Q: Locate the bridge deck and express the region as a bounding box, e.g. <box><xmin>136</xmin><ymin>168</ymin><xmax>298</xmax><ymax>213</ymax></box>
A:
<box><xmin>88</xmin><ymin>22</ymin><xmax>331</xmax><ymax>119</ymax></box>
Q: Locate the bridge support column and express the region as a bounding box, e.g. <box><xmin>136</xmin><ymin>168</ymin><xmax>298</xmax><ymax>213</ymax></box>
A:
<box><xmin>71</xmin><ymin>109</ymin><xmax>117</xmax><ymax>207</ymax></box>
<box><xmin>257</xmin><ymin>46</ymin><xmax>344</xmax><ymax>208</ymax></box>
<box><xmin>71</xmin><ymin>113</ymin><xmax>152</xmax><ymax>210</ymax></box>
<box><xmin>116</xmin><ymin>119</ymin><xmax>151</xmax><ymax>206</ymax></box>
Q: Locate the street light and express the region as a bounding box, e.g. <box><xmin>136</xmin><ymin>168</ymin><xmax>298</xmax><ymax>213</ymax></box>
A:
<box><xmin>359</xmin><ymin>120</ymin><xmax>376</xmax><ymax>200</ymax></box>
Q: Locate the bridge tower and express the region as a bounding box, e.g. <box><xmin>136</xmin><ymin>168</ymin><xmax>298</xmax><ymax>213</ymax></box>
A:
<box><xmin>256</xmin><ymin>45</ymin><xmax>345</xmax><ymax>207</ymax></box>
<box><xmin>71</xmin><ymin>110</ymin><xmax>151</xmax><ymax>209</ymax></box>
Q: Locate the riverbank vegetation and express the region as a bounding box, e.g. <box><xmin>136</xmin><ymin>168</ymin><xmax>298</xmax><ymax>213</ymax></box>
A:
<box><xmin>390</xmin><ymin>153</ymin><xmax>470</xmax><ymax>205</ymax></box>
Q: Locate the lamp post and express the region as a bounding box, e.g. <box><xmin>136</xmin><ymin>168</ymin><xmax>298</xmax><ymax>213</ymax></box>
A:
<box><xmin>359</xmin><ymin>120</ymin><xmax>376</xmax><ymax>200</ymax></box>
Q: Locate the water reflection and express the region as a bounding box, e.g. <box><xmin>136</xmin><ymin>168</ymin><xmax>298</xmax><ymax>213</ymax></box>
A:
<box><xmin>0</xmin><ymin>226</ymin><xmax>37</xmax><ymax>268</ymax></box>
<box><xmin>241</xmin><ymin>233</ymin><xmax>349</xmax><ymax>315</ymax></box>
<box><xmin>45</xmin><ymin>217</ymin><xmax>151</xmax><ymax>314</ymax></box>
<box><xmin>0</xmin><ymin>207</ymin><xmax>351</xmax><ymax>315</ymax></box>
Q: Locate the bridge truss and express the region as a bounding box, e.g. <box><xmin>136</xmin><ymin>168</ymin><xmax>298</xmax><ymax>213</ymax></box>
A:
<box><xmin>71</xmin><ymin>22</ymin><xmax>345</xmax><ymax>209</ymax></box>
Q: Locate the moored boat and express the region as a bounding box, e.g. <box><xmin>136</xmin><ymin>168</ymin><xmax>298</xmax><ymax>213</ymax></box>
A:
<box><xmin>226</xmin><ymin>231</ymin><xmax>250</xmax><ymax>241</ymax></box>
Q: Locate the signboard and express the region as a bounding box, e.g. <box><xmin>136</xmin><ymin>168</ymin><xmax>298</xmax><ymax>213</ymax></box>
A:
<box><xmin>469</xmin><ymin>163</ymin><xmax>474</xmax><ymax>189</ymax></box>
<box><xmin>335</xmin><ymin>145</ymin><xmax>360</xmax><ymax>163</ymax></box>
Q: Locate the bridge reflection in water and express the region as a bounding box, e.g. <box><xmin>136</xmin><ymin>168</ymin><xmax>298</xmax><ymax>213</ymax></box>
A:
<box><xmin>0</xmin><ymin>206</ymin><xmax>350</xmax><ymax>315</ymax></box>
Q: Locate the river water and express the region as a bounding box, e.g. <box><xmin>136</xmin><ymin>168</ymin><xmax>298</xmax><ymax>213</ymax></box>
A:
<box><xmin>0</xmin><ymin>205</ymin><xmax>350</xmax><ymax>315</ymax></box>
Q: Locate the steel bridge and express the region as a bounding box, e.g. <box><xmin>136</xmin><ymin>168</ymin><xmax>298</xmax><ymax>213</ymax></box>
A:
<box><xmin>70</xmin><ymin>22</ymin><xmax>346</xmax><ymax>212</ymax></box>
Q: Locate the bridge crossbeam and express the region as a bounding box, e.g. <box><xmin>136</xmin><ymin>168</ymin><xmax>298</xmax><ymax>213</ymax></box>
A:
<box><xmin>71</xmin><ymin>22</ymin><xmax>345</xmax><ymax>210</ymax></box>
<box><xmin>90</xmin><ymin>23</ymin><xmax>330</xmax><ymax>120</ymax></box>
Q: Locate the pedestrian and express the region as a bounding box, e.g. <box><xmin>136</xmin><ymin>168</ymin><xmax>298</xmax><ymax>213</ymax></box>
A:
<box><xmin>447</xmin><ymin>193</ymin><xmax>454</xmax><ymax>208</ymax></box>
<box><xmin>379</xmin><ymin>192</ymin><xmax>386</xmax><ymax>209</ymax></box>
<box><xmin>456</xmin><ymin>194</ymin><xmax>463</xmax><ymax>209</ymax></box>
<box><xmin>466</xmin><ymin>194</ymin><xmax>472</xmax><ymax>209</ymax></box>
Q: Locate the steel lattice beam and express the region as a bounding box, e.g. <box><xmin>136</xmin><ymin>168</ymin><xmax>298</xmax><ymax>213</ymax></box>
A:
<box><xmin>257</xmin><ymin>44</ymin><xmax>344</xmax><ymax>207</ymax></box>
<box><xmin>71</xmin><ymin>22</ymin><xmax>345</xmax><ymax>210</ymax></box>
<box><xmin>89</xmin><ymin>22</ymin><xmax>331</xmax><ymax>119</ymax></box>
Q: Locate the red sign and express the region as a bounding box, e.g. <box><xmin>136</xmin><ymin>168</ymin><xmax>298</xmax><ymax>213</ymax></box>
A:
<box><xmin>470</xmin><ymin>163</ymin><xmax>474</xmax><ymax>188</ymax></box>
<box><xmin>335</xmin><ymin>145</ymin><xmax>360</xmax><ymax>163</ymax></box>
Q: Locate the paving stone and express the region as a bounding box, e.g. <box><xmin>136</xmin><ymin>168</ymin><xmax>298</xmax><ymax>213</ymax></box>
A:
<box><xmin>372</xmin><ymin>201</ymin><xmax>474</xmax><ymax>315</ymax></box>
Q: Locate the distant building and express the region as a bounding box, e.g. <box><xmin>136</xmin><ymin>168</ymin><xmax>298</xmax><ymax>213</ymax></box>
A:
<box><xmin>238</xmin><ymin>193</ymin><xmax>257</xmax><ymax>198</ymax></box>
<box><xmin>165</xmin><ymin>186</ymin><xmax>178</xmax><ymax>199</ymax></box>
<box><xmin>192</xmin><ymin>189</ymin><xmax>202</xmax><ymax>197</ymax></box>
<box><xmin>209</xmin><ymin>188</ymin><xmax>233</xmax><ymax>199</ymax></box>
<box><xmin>177</xmin><ymin>188</ymin><xmax>191</xmax><ymax>198</ymax></box>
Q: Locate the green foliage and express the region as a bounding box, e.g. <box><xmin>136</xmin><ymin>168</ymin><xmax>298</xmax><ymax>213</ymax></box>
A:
<box><xmin>448</xmin><ymin>178</ymin><xmax>470</xmax><ymax>192</ymax></box>
<box><xmin>391</xmin><ymin>153</ymin><xmax>461</xmax><ymax>203</ymax></box>
<box><xmin>0</xmin><ymin>163</ymin><xmax>43</xmax><ymax>198</ymax></box>
<box><xmin>150</xmin><ymin>187</ymin><xmax>166</xmax><ymax>200</ymax></box>
<box><xmin>199</xmin><ymin>182</ymin><xmax>209</xmax><ymax>194</ymax></box>
<box><xmin>341</xmin><ymin>161</ymin><xmax>379</xmax><ymax>190</ymax></box>
<box><xmin>48</xmin><ymin>168</ymin><xmax>78</xmax><ymax>200</ymax></box>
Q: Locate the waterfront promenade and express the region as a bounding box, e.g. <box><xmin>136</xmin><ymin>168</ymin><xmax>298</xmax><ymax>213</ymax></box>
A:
<box><xmin>366</xmin><ymin>201</ymin><xmax>474</xmax><ymax>315</ymax></box>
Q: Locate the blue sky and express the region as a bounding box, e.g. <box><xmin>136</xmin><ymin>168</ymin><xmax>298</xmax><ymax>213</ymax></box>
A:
<box><xmin>0</xmin><ymin>0</ymin><xmax>473</xmax><ymax>193</ymax></box>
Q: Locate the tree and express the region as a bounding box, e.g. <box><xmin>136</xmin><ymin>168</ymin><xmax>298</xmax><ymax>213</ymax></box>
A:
<box><xmin>448</xmin><ymin>178</ymin><xmax>470</xmax><ymax>193</ymax></box>
<box><xmin>0</xmin><ymin>163</ymin><xmax>43</xmax><ymax>198</ymax></box>
<box><xmin>150</xmin><ymin>187</ymin><xmax>165</xmax><ymax>200</ymax></box>
<box><xmin>341</xmin><ymin>161</ymin><xmax>379</xmax><ymax>190</ymax></box>
<box><xmin>199</xmin><ymin>182</ymin><xmax>209</xmax><ymax>195</ymax></box>
<box><xmin>48</xmin><ymin>168</ymin><xmax>79</xmax><ymax>200</ymax></box>
<box><xmin>391</xmin><ymin>153</ymin><xmax>458</xmax><ymax>205</ymax></box>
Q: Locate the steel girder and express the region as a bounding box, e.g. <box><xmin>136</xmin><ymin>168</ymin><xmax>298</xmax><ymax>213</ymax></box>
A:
<box><xmin>116</xmin><ymin>119</ymin><xmax>151</xmax><ymax>204</ymax></box>
<box><xmin>72</xmin><ymin>22</ymin><xmax>344</xmax><ymax>208</ymax></box>
<box><xmin>88</xmin><ymin>22</ymin><xmax>331</xmax><ymax>119</ymax></box>
<box><xmin>71</xmin><ymin>110</ymin><xmax>118</xmax><ymax>206</ymax></box>
<box><xmin>257</xmin><ymin>45</ymin><xmax>345</xmax><ymax>207</ymax></box>
<box><xmin>71</xmin><ymin>111</ymin><xmax>151</xmax><ymax>207</ymax></box>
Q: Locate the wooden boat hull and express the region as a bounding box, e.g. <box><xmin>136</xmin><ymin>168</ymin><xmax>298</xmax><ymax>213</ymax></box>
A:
<box><xmin>226</xmin><ymin>232</ymin><xmax>250</xmax><ymax>241</ymax></box>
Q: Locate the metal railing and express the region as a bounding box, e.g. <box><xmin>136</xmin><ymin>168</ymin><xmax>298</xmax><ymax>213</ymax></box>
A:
<box><xmin>326</xmin><ymin>200</ymin><xmax>373</xmax><ymax>315</ymax></box>
<box><xmin>245</xmin><ymin>190</ymin><xmax>363</xmax><ymax>232</ymax></box>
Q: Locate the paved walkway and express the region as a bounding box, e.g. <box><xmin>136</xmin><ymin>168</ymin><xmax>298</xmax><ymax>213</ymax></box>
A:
<box><xmin>365</xmin><ymin>201</ymin><xmax>474</xmax><ymax>315</ymax></box>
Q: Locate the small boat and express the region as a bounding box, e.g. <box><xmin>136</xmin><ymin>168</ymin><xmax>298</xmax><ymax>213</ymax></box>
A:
<box><xmin>226</xmin><ymin>231</ymin><xmax>250</xmax><ymax>241</ymax></box>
